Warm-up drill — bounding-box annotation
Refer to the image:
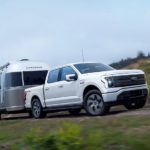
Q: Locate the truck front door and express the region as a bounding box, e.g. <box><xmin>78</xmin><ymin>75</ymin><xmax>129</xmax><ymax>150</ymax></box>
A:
<box><xmin>44</xmin><ymin>67</ymin><xmax>81</xmax><ymax>107</ymax></box>
<box><xmin>44</xmin><ymin>69</ymin><xmax>61</xmax><ymax>107</ymax></box>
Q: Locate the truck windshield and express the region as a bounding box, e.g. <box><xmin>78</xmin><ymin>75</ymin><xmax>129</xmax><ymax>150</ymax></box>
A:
<box><xmin>74</xmin><ymin>63</ymin><xmax>114</xmax><ymax>74</ymax></box>
<box><xmin>23</xmin><ymin>71</ymin><xmax>48</xmax><ymax>86</ymax></box>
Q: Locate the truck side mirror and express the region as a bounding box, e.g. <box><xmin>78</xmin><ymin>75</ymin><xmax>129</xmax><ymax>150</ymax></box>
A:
<box><xmin>66</xmin><ymin>74</ymin><xmax>77</xmax><ymax>81</ymax></box>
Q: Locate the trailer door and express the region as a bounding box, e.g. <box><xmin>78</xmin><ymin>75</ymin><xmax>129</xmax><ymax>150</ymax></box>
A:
<box><xmin>3</xmin><ymin>72</ymin><xmax>23</xmax><ymax>111</ymax></box>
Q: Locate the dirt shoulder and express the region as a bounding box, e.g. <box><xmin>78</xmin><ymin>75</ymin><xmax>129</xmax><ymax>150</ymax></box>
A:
<box><xmin>1</xmin><ymin>104</ymin><xmax>150</xmax><ymax>120</ymax></box>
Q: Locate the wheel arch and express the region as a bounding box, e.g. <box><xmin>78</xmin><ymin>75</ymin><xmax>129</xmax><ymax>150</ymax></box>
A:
<box><xmin>31</xmin><ymin>95</ymin><xmax>40</xmax><ymax>105</ymax></box>
<box><xmin>83</xmin><ymin>85</ymin><xmax>102</xmax><ymax>99</ymax></box>
<box><xmin>30</xmin><ymin>93</ymin><xmax>46</xmax><ymax>108</ymax></box>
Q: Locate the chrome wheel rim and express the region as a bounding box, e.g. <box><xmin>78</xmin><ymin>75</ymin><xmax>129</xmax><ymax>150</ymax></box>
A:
<box><xmin>87</xmin><ymin>94</ymin><xmax>103</xmax><ymax>115</ymax></box>
<box><xmin>32</xmin><ymin>101</ymin><xmax>41</xmax><ymax>118</ymax></box>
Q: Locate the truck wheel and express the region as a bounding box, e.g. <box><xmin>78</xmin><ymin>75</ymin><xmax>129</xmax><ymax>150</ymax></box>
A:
<box><xmin>124</xmin><ymin>99</ymin><xmax>146</xmax><ymax>110</ymax></box>
<box><xmin>31</xmin><ymin>98</ymin><xmax>46</xmax><ymax>119</ymax></box>
<box><xmin>68</xmin><ymin>108</ymin><xmax>81</xmax><ymax>115</ymax></box>
<box><xmin>84</xmin><ymin>90</ymin><xmax>110</xmax><ymax>116</ymax></box>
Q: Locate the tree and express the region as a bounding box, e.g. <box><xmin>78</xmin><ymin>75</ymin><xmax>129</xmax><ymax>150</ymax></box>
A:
<box><xmin>137</xmin><ymin>51</ymin><xmax>145</xmax><ymax>59</ymax></box>
<box><xmin>148</xmin><ymin>52</ymin><xmax>150</xmax><ymax>58</ymax></box>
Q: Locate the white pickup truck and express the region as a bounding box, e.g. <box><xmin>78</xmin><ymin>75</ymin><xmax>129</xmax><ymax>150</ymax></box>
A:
<box><xmin>25</xmin><ymin>62</ymin><xmax>148</xmax><ymax>118</ymax></box>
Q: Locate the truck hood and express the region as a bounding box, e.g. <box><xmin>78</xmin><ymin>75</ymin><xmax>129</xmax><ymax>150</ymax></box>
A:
<box><xmin>83</xmin><ymin>69</ymin><xmax>144</xmax><ymax>77</ymax></box>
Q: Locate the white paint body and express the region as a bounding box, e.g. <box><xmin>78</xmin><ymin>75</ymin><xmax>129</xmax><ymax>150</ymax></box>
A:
<box><xmin>25</xmin><ymin>63</ymin><xmax>148</xmax><ymax>109</ymax></box>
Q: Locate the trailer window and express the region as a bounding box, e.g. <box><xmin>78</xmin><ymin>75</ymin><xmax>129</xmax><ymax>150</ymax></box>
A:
<box><xmin>23</xmin><ymin>71</ymin><xmax>47</xmax><ymax>85</ymax></box>
<box><xmin>5</xmin><ymin>72</ymin><xmax>22</xmax><ymax>88</ymax></box>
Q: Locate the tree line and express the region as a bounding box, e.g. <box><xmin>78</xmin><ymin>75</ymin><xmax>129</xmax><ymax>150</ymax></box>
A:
<box><xmin>110</xmin><ymin>51</ymin><xmax>150</xmax><ymax>69</ymax></box>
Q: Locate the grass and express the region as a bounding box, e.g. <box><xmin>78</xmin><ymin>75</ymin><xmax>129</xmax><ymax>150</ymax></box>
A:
<box><xmin>0</xmin><ymin>115</ymin><xmax>150</xmax><ymax>150</ymax></box>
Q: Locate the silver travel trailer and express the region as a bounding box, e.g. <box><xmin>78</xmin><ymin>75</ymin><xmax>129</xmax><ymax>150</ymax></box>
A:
<box><xmin>0</xmin><ymin>60</ymin><xmax>50</xmax><ymax>118</ymax></box>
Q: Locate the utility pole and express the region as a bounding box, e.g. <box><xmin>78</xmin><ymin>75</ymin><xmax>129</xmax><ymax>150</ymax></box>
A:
<box><xmin>82</xmin><ymin>48</ymin><xmax>85</xmax><ymax>62</ymax></box>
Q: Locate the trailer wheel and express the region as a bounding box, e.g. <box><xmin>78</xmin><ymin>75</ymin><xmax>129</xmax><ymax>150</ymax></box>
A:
<box><xmin>31</xmin><ymin>98</ymin><xmax>46</xmax><ymax>119</ymax></box>
<box><xmin>28</xmin><ymin>111</ymin><xmax>33</xmax><ymax>118</ymax></box>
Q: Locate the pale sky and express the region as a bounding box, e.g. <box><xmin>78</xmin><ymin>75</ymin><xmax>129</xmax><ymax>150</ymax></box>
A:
<box><xmin>0</xmin><ymin>0</ymin><xmax>150</xmax><ymax>67</ymax></box>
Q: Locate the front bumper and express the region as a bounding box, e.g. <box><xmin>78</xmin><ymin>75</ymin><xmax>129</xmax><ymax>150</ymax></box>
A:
<box><xmin>102</xmin><ymin>85</ymin><xmax>148</xmax><ymax>105</ymax></box>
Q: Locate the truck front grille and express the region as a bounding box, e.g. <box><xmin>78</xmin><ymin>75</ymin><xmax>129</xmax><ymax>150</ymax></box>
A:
<box><xmin>113</xmin><ymin>74</ymin><xmax>146</xmax><ymax>87</ymax></box>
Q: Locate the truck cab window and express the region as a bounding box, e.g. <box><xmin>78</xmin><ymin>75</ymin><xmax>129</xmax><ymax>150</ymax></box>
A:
<box><xmin>61</xmin><ymin>66</ymin><xmax>77</xmax><ymax>81</ymax></box>
<box><xmin>48</xmin><ymin>69</ymin><xmax>60</xmax><ymax>83</ymax></box>
<box><xmin>5</xmin><ymin>72</ymin><xmax>22</xmax><ymax>88</ymax></box>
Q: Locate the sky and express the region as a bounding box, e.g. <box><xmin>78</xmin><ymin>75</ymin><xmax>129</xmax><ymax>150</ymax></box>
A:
<box><xmin>0</xmin><ymin>0</ymin><xmax>150</xmax><ymax>67</ymax></box>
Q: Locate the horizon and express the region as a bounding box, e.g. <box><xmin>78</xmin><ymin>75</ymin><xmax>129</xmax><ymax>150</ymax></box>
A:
<box><xmin>1</xmin><ymin>0</ymin><xmax>150</xmax><ymax>67</ymax></box>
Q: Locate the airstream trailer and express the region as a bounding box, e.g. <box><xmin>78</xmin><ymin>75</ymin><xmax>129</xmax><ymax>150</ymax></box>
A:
<box><xmin>0</xmin><ymin>60</ymin><xmax>50</xmax><ymax>118</ymax></box>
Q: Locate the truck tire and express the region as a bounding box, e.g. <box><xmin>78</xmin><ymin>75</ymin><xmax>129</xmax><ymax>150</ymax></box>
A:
<box><xmin>84</xmin><ymin>90</ymin><xmax>110</xmax><ymax>116</ymax></box>
<box><xmin>68</xmin><ymin>108</ymin><xmax>81</xmax><ymax>115</ymax></box>
<box><xmin>124</xmin><ymin>99</ymin><xmax>146</xmax><ymax>110</ymax></box>
<box><xmin>31</xmin><ymin>98</ymin><xmax>46</xmax><ymax>119</ymax></box>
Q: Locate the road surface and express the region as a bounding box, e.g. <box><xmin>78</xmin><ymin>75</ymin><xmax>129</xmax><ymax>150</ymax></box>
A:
<box><xmin>1</xmin><ymin>104</ymin><xmax>150</xmax><ymax>120</ymax></box>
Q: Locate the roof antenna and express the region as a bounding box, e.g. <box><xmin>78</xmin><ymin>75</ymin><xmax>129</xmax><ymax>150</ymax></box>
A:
<box><xmin>82</xmin><ymin>48</ymin><xmax>85</xmax><ymax>62</ymax></box>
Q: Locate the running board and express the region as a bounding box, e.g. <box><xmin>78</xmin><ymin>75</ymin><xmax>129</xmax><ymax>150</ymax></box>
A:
<box><xmin>43</xmin><ymin>104</ymin><xmax>82</xmax><ymax>112</ymax></box>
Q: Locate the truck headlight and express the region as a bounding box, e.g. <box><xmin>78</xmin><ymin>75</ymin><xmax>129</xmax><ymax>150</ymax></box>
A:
<box><xmin>105</xmin><ymin>77</ymin><xmax>114</xmax><ymax>88</ymax></box>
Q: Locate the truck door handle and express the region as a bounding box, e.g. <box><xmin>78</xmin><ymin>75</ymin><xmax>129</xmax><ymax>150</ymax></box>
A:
<box><xmin>59</xmin><ymin>85</ymin><xmax>63</xmax><ymax>88</ymax></box>
<box><xmin>45</xmin><ymin>88</ymin><xmax>49</xmax><ymax>91</ymax></box>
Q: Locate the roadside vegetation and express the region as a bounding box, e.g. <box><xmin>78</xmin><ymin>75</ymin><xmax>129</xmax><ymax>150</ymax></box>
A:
<box><xmin>0</xmin><ymin>115</ymin><xmax>150</xmax><ymax>150</ymax></box>
<box><xmin>110</xmin><ymin>51</ymin><xmax>150</xmax><ymax>69</ymax></box>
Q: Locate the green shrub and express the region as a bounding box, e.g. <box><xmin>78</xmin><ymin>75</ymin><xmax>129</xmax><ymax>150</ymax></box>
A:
<box><xmin>24</xmin><ymin>128</ymin><xmax>58</xmax><ymax>150</ymax></box>
<box><xmin>24</xmin><ymin>123</ymin><xmax>82</xmax><ymax>150</ymax></box>
<box><xmin>23</xmin><ymin>121</ymin><xmax>150</xmax><ymax>150</ymax></box>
